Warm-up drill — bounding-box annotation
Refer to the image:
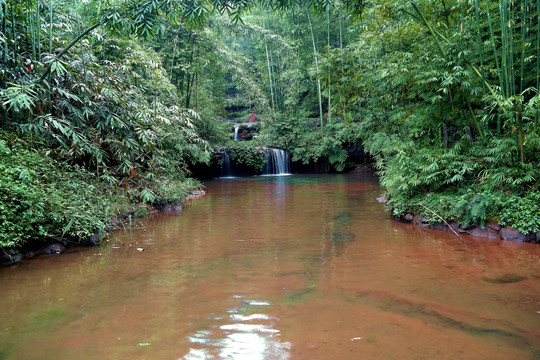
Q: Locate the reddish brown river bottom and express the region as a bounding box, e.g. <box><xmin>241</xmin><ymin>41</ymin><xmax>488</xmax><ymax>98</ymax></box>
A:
<box><xmin>1</xmin><ymin>174</ymin><xmax>539</xmax><ymax>360</ymax></box>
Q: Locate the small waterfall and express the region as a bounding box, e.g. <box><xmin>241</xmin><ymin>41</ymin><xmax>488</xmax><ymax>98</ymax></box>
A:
<box><xmin>221</xmin><ymin>150</ymin><xmax>233</xmax><ymax>177</ymax></box>
<box><xmin>233</xmin><ymin>124</ymin><xmax>240</xmax><ymax>141</ymax></box>
<box><xmin>264</xmin><ymin>148</ymin><xmax>291</xmax><ymax>175</ymax></box>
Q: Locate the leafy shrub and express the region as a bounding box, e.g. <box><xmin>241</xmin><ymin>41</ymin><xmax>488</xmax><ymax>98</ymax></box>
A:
<box><xmin>388</xmin><ymin>188</ymin><xmax>540</xmax><ymax>234</ymax></box>
<box><xmin>225</xmin><ymin>142</ymin><xmax>266</xmax><ymax>172</ymax></box>
<box><xmin>0</xmin><ymin>135</ymin><xmax>111</xmax><ymax>248</ymax></box>
<box><xmin>145</xmin><ymin>177</ymin><xmax>201</xmax><ymax>205</ymax></box>
<box><xmin>498</xmin><ymin>192</ymin><xmax>540</xmax><ymax>234</ymax></box>
<box><xmin>0</xmin><ymin>132</ymin><xmax>205</xmax><ymax>252</ymax></box>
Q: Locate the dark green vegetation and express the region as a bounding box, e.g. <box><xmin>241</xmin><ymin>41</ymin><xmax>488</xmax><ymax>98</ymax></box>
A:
<box><xmin>1</xmin><ymin>0</ymin><xmax>539</xmax><ymax>254</ymax></box>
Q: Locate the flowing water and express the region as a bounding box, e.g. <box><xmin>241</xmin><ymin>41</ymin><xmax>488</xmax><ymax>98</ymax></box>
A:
<box><xmin>1</xmin><ymin>174</ymin><xmax>539</xmax><ymax>360</ymax></box>
<box><xmin>233</xmin><ymin>125</ymin><xmax>240</xmax><ymax>141</ymax></box>
<box><xmin>220</xmin><ymin>151</ymin><xmax>232</xmax><ymax>178</ymax></box>
<box><xmin>264</xmin><ymin>149</ymin><xmax>290</xmax><ymax>175</ymax></box>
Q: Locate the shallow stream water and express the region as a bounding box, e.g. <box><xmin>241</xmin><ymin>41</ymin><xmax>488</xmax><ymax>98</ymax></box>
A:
<box><xmin>1</xmin><ymin>174</ymin><xmax>539</xmax><ymax>359</ymax></box>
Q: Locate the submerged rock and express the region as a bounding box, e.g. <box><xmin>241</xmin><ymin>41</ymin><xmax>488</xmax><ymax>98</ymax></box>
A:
<box><xmin>41</xmin><ymin>243</ymin><xmax>65</xmax><ymax>254</ymax></box>
<box><xmin>80</xmin><ymin>234</ymin><xmax>101</xmax><ymax>246</ymax></box>
<box><xmin>414</xmin><ymin>214</ymin><xmax>429</xmax><ymax>228</ymax></box>
<box><xmin>1</xmin><ymin>254</ymin><xmax>22</xmax><ymax>263</ymax></box>
<box><xmin>155</xmin><ymin>202</ymin><xmax>184</xmax><ymax>212</ymax></box>
<box><xmin>483</xmin><ymin>273</ymin><xmax>527</xmax><ymax>284</ymax></box>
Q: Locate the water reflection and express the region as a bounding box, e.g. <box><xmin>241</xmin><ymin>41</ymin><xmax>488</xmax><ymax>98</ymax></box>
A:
<box><xmin>180</xmin><ymin>298</ymin><xmax>290</xmax><ymax>360</ymax></box>
<box><xmin>265</xmin><ymin>175</ymin><xmax>288</xmax><ymax>207</ymax></box>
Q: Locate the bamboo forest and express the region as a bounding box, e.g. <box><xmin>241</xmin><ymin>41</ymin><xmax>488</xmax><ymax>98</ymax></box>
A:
<box><xmin>0</xmin><ymin>0</ymin><xmax>539</xmax><ymax>359</ymax></box>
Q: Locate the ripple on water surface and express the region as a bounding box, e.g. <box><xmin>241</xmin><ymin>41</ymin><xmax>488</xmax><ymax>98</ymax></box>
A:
<box><xmin>181</xmin><ymin>298</ymin><xmax>290</xmax><ymax>360</ymax></box>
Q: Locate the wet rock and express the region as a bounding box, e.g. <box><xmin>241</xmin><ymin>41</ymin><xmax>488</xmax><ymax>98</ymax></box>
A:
<box><xmin>448</xmin><ymin>222</ymin><xmax>470</xmax><ymax>233</ymax></box>
<box><xmin>41</xmin><ymin>243</ymin><xmax>65</xmax><ymax>254</ymax></box>
<box><xmin>468</xmin><ymin>227</ymin><xmax>499</xmax><ymax>238</ymax></box>
<box><xmin>403</xmin><ymin>213</ymin><xmax>414</xmax><ymax>222</ymax></box>
<box><xmin>486</xmin><ymin>222</ymin><xmax>501</xmax><ymax>232</ymax></box>
<box><xmin>414</xmin><ymin>214</ymin><xmax>429</xmax><ymax>228</ymax></box>
<box><xmin>500</xmin><ymin>227</ymin><xmax>534</xmax><ymax>242</ymax></box>
<box><xmin>157</xmin><ymin>202</ymin><xmax>184</xmax><ymax>212</ymax></box>
<box><xmin>24</xmin><ymin>251</ymin><xmax>37</xmax><ymax>259</ymax></box>
<box><xmin>376</xmin><ymin>194</ymin><xmax>388</xmax><ymax>204</ymax></box>
<box><xmin>429</xmin><ymin>222</ymin><xmax>448</xmax><ymax>231</ymax></box>
<box><xmin>80</xmin><ymin>234</ymin><xmax>100</xmax><ymax>247</ymax></box>
<box><xmin>186</xmin><ymin>190</ymin><xmax>206</xmax><ymax>201</ymax></box>
<box><xmin>2</xmin><ymin>254</ymin><xmax>22</xmax><ymax>263</ymax></box>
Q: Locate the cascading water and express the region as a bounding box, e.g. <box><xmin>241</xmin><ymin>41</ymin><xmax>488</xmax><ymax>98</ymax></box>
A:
<box><xmin>221</xmin><ymin>150</ymin><xmax>233</xmax><ymax>177</ymax></box>
<box><xmin>233</xmin><ymin>124</ymin><xmax>240</xmax><ymax>141</ymax></box>
<box><xmin>263</xmin><ymin>148</ymin><xmax>291</xmax><ymax>175</ymax></box>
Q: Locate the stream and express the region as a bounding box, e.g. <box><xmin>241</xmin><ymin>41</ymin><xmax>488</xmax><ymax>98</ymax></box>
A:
<box><xmin>1</xmin><ymin>174</ymin><xmax>539</xmax><ymax>359</ymax></box>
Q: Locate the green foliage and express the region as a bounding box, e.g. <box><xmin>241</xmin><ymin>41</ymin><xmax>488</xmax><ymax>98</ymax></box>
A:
<box><xmin>259</xmin><ymin>112</ymin><xmax>360</xmax><ymax>172</ymax></box>
<box><xmin>0</xmin><ymin>134</ymin><xmax>110</xmax><ymax>247</ymax></box>
<box><xmin>225</xmin><ymin>142</ymin><xmax>266</xmax><ymax>172</ymax></box>
<box><xmin>388</xmin><ymin>189</ymin><xmax>540</xmax><ymax>235</ymax></box>
<box><xmin>0</xmin><ymin>132</ymin><xmax>201</xmax><ymax>250</ymax></box>
<box><xmin>143</xmin><ymin>177</ymin><xmax>200</xmax><ymax>205</ymax></box>
<box><xmin>498</xmin><ymin>192</ymin><xmax>540</xmax><ymax>234</ymax></box>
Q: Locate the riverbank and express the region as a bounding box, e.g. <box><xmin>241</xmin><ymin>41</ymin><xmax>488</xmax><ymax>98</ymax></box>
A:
<box><xmin>377</xmin><ymin>194</ymin><xmax>540</xmax><ymax>243</ymax></box>
<box><xmin>393</xmin><ymin>211</ymin><xmax>540</xmax><ymax>243</ymax></box>
<box><xmin>0</xmin><ymin>189</ymin><xmax>206</xmax><ymax>265</ymax></box>
<box><xmin>0</xmin><ymin>132</ymin><xmax>207</xmax><ymax>264</ymax></box>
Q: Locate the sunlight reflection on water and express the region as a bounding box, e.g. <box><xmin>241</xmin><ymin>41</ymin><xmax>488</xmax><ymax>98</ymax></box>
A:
<box><xmin>180</xmin><ymin>299</ymin><xmax>290</xmax><ymax>360</ymax></box>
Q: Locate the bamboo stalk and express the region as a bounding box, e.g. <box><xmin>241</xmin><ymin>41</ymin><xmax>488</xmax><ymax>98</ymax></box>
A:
<box><xmin>30</xmin><ymin>6</ymin><xmax>36</xmax><ymax>58</ymax></box>
<box><xmin>500</xmin><ymin>0</ymin><xmax>510</xmax><ymax>98</ymax></box>
<box><xmin>465</xmin><ymin>95</ymin><xmax>484</xmax><ymax>138</ymax></box>
<box><xmin>517</xmin><ymin>107</ymin><xmax>525</xmax><ymax>162</ymax></box>
<box><xmin>508</xmin><ymin>0</ymin><xmax>516</xmax><ymax>95</ymax></box>
<box><xmin>48</xmin><ymin>0</ymin><xmax>52</xmax><ymax>54</ymax></box>
<box><xmin>9</xmin><ymin>1</ymin><xmax>16</xmax><ymax>63</ymax></box>
<box><xmin>410</xmin><ymin>2</ymin><xmax>446</xmax><ymax>57</ymax></box>
<box><xmin>486</xmin><ymin>9</ymin><xmax>502</xmax><ymax>89</ymax></box>
<box><xmin>269</xmin><ymin>45</ymin><xmax>278</xmax><ymax>109</ymax></box>
<box><xmin>486</xmin><ymin>7</ymin><xmax>503</xmax><ymax>135</ymax></box>
<box><xmin>327</xmin><ymin>7</ymin><xmax>331</xmax><ymax>125</ymax></box>
<box><xmin>474</xmin><ymin>0</ymin><xmax>485</xmax><ymax>88</ymax></box>
<box><xmin>307</xmin><ymin>9</ymin><xmax>324</xmax><ymax>131</ymax></box>
<box><xmin>37</xmin><ymin>0</ymin><xmax>41</xmax><ymax>61</ymax></box>
<box><xmin>518</xmin><ymin>0</ymin><xmax>527</xmax><ymax>93</ymax></box>
<box><xmin>264</xmin><ymin>37</ymin><xmax>276</xmax><ymax>110</ymax></box>
<box><xmin>73</xmin><ymin>0</ymin><xmax>88</xmax><ymax>83</ymax></box>
<box><xmin>37</xmin><ymin>19</ymin><xmax>105</xmax><ymax>84</ymax></box>
<box><xmin>2</xmin><ymin>2</ymin><xmax>6</xmax><ymax>63</ymax></box>
<box><xmin>537</xmin><ymin>0</ymin><xmax>539</xmax><ymax>127</ymax></box>
<box><xmin>338</xmin><ymin>8</ymin><xmax>342</xmax><ymax>49</ymax></box>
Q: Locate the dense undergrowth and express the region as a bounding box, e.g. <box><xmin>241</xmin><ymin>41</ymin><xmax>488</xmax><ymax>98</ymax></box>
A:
<box><xmin>0</xmin><ymin>131</ymin><xmax>200</xmax><ymax>253</ymax></box>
